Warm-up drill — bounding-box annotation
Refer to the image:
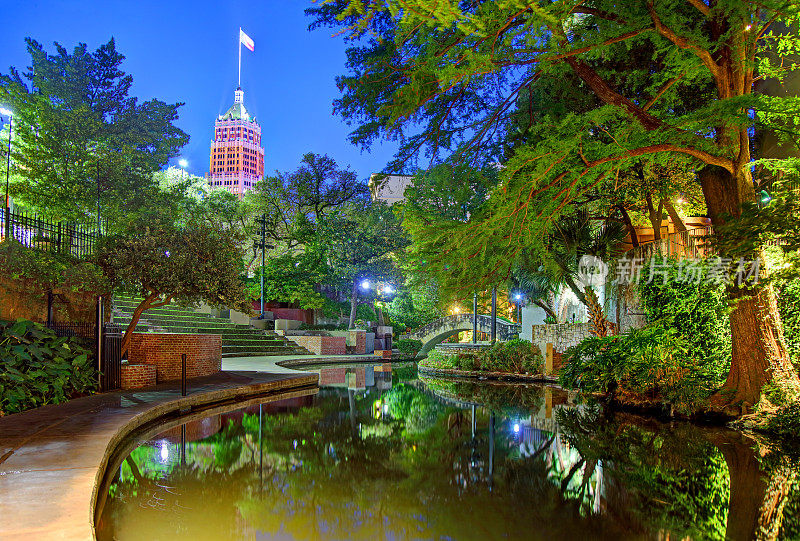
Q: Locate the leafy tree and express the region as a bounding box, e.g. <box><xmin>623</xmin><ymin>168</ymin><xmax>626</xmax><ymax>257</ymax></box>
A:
<box><xmin>96</xmin><ymin>211</ymin><xmax>250</xmax><ymax>356</ymax></box>
<box><xmin>246</xmin><ymin>249</ymin><xmax>330</xmax><ymax>310</ymax></box>
<box><xmin>0</xmin><ymin>38</ymin><xmax>188</xmax><ymax>223</ymax></box>
<box><xmin>310</xmin><ymin>0</ymin><xmax>800</xmax><ymax>410</ymax></box>
<box><xmin>250</xmin><ymin>153</ymin><xmax>368</xmax><ymax>250</ymax></box>
<box><xmin>321</xmin><ymin>201</ymin><xmax>409</xmax><ymax>328</ymax></box>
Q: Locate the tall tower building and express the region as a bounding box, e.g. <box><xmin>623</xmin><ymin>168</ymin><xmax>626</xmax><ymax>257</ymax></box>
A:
<box><xmin>207</xmin><ymin>87</ymin><xmax>265</xmax><ymax>197</ymax></box>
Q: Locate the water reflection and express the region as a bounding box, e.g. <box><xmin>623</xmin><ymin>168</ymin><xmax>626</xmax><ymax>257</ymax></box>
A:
<box><xmin>97</xmin><ymin>364</ymin><xmax>800</xmax><ymax>540</ymax></box>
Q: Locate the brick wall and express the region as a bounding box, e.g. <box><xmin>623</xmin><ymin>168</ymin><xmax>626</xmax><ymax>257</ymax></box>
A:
<box><xmin>129</xmin><ymin>333</ymin><xmax>222</xmax><ymax>383</ymax></box>
<box><xmin>348</xmin><ymin>330</ymin><xmax>366</xmax><ymax>354</ymax></box>
<box><xmin>120</xmin><ymin>363</ymin><xmax>157</xmax><ymax>389</ymax></box>
<box><xmin>289</xmin><ymin>335</ymin><xmax>346</xmax><ymax>355</ymax></box>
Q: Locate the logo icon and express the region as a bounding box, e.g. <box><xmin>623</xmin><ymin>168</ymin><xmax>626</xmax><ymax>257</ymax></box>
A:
<box><xmin>577</xmin><ymin>255</ymin><xmax>608</xmax><ymax>287</ymax></box>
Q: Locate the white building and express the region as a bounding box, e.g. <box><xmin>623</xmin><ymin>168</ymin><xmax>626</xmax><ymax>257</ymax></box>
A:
<box><xmin>368</xmin><ymin>174</ymin><xmax>415</xmax><ymax>205</ymax></box>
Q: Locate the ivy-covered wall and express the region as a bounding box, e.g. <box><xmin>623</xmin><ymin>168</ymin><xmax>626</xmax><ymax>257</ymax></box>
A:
<box><xmin>0</xmin><ymin>241</ymin><xmax>109</xmax><ymax>324</ymax></box>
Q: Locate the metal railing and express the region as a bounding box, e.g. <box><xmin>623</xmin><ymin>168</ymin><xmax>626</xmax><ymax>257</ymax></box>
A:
<box><xmin>101</xmin><ymin>324</ymin><xmax>123</xmax><ymax>391</ymax></box>
<box><xmin>0</xmin><ymin>207</ymin><xmax>107</xmax><ymax>259</ymax></box>
<box><xmin>45</xmin><ymin>321</ymin><xmax>123</xmax><ymax>391</ymax></box>
<box><xmin>627</xmin><ymin>226</ymin><xmax>714</xmax><ymax>261</ymax></box>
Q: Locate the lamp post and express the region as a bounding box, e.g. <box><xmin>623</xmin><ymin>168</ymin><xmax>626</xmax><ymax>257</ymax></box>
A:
<box><xmin>0</xmin><ymin>107</ymin><xmax>12</xmax><ymax>240</ymax></box>
<box><xmin>514</xmin><ymin>293</ymin><xmax>523</xmax><ymax>324</ymax></box>
<box><xmin>253</xmin><ymin>214</ymin><xmax>273</xmax><ymax>318</ymax></box>
<box><xmin>178</xmin><ymin>158</ymin><xmax>188</xmax><ymax>181</ymax></box>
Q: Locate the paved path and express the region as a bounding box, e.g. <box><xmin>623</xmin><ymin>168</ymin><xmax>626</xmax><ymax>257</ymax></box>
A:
<box><xmin>222</xmin><ymin>353</ymin><xmax>395</xmax><ymax>373</ymax></box>
<box><xmin>0</xmin><ymin>370</ymin><xmax>317</xmax><ymax>541</ymax></box>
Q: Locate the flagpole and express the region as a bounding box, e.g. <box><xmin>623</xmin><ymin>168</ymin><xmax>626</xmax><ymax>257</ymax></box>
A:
<box><xmin>238</xmin><ymin>27</ymin><xmax>241</xmax><ymax>87</ymax></box>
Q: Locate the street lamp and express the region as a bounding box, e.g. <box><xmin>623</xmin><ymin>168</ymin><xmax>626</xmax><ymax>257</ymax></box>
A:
<box><xmin>361</xmin><ymin>280</ymin><xmax>370</xmax><ymax>290</ymax></box>
<box><xmin>0</xmin><ymin>107</ymin><xmax>12</xmax><ymax>239</ymax></box>
<box><xmin>178</xmin><ymin>158</ymin><xmax>188</xmax><ymax>181</ymax></box>
<box><xmin>513</xmin><ymin>292</ymin><xmax>523</xmax><ymax>324</ymax></box>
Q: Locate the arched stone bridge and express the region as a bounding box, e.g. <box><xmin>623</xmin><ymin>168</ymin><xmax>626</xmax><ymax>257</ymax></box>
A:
<box><xmin>400</xmin><ymin>314</ymin><xmax>521</xmax><ymax>357</ymax></box>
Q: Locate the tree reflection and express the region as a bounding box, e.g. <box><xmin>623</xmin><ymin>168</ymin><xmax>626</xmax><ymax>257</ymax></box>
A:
<box><xmin>98</xmin><ymin>373</ymin><xmax>800</xmax><ymax>541</ymax></box>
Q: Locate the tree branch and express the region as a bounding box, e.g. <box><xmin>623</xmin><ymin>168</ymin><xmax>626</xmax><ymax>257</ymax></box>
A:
<box><xmin>685</xmin><ymin>0</ymin><xmax>710</xmax><ymax>17</ymax></box>
<box><xmin>647</xmin><ymin>2</ymin><xmax>721</xmax><ymax>82</ymax></box>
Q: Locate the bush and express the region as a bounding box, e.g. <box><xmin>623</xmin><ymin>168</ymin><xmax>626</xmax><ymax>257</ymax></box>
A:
<box><xmin>766</xmin><ymin>400</ymin><xmax>800</xmax><ymax>441</ymax></box>
<box><xmin>477</xmin><ymin>339</ymin><xmax>543</xmax><ymax>374</ymax></box>
<box><xmin>560</xmin><ymin>325</ymin><xmax>713</xmax><ymax>412</ymax></box>
<box><xmin>775</xmin><ymin>276</ymin><xmax>800</xmax><ymax>367</ymax></box>
<box><xmin>637</xmin><ymin>257</ymin><xmax>731</xmax><ymax>386</ymax></box>
<box><xmin>0</xmin><ymin>319</ymin><xmax>97</xmax><ymax>415</ymax></box>
<box><xmin>396</xmin><ymin>339</ymin><xmax>423</xmax><ymax>358</ymax></box>
<box><xmin>420</xmin><ymin>339</ymin><xmax>543</xmax><ymax>375</ymax></box>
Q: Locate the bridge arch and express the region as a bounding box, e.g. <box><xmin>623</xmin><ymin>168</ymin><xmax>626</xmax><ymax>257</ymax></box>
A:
<box><xmin>400</xmin><ymin>314</ymin><xmax>521</xmax><ymax>357</ymax></box>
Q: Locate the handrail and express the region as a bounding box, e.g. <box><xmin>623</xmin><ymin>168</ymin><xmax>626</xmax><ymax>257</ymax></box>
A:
<box><xmin>405</xmin><ymin>313</ymin><xmax>520</xmax><ymax>338</ymax></box>
<box><xmin>626</xmin><ymin>226</ymin><xmax>714</xmax><ymax>260</ymax></box>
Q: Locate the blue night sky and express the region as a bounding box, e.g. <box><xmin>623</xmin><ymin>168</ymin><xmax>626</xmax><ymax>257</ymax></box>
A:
<box><xmin>0</xmin><ymin>0</ymin><xmax>398</xmax><ymax>182</ymax></box>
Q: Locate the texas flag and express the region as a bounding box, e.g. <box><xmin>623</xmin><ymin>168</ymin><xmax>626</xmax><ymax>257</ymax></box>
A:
<box><xmin>240</xmin><ymin>28</ymin><xmax>254</xmax><ymax>52</ymax></box>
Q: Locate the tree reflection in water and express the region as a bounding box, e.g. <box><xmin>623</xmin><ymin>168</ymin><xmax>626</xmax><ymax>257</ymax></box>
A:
<box><xmin>96</xmin><ymin>365</ymin><xmax>800</xmax><ymax>540</ymax></box>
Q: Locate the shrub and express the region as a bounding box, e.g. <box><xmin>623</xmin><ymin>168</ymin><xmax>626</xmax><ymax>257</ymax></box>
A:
<box><xmin>560</xmin><ymin>325</ymin><xmax>713</xmax><ymax>412</ymax></box>
<box><xmin>637</xmin><ymin>257</ymin><xmax>731</xmax><ymax>386</ymax></box>
<box><xmin>0</xmin><ymin>319</ymin><xmax>97</xmax><ymax>415</ymax></box>
<box><xmin>775</xmin><ymin>276</ymin><xmax>800</xmax><ymax>367</ymax></box>
<box><xmin>420</xmin><ymin>349</ymin><xmax>459</xmax><ymax>369</ymax></box>
<box><xmin>477</xmin><ymin>339</ymin><xmax>543</xmax><ymax>374</ymax></box>
<box><xmin>421</xmin><ymin>339</ymin><xmax>543</xmax><ymax>375</ymax></box>
<box><xmin>762</xmin><ymin>396</ymin><xmax>800</xmax><ymax>441</ymax></box>
<box><xmin>396</xmin><ymin>339</ymin><xmax>423</xmax><ymax>358</ymax></box>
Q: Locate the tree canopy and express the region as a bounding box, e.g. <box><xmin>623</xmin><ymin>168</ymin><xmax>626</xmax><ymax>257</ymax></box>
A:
<box><xmin>0</xmin><ymin>38</ymin><xmax>188</xmax><ymax>223</ymax></box>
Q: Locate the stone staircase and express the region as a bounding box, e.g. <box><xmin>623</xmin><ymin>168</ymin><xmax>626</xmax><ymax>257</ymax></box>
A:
<box><xmin>112</xmin><ymin>296</ymin><xmax>311</xmax><ymax>358</ymax></box>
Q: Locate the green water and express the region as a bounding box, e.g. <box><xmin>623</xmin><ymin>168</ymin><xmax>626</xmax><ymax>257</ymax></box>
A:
<box><xmin>96</xmin><ymin>363</ymin><xmax>800</xmax><ymax>540</ymax></box>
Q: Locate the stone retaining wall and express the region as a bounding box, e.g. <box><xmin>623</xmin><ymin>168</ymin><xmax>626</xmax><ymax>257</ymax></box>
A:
<box><xmin>129</xmin><ymin>333</ymin><xmax>222</xmax><ymax>383</ymax></box>
<box><xmin>531</xmin><ymin>323</ymin><xmax>591</xmax><ymax>354</ymax></box>
<box><xmin>434</xmin><ymin>344</ymin><xmax>488</xmax><ymax>356</ymax></box>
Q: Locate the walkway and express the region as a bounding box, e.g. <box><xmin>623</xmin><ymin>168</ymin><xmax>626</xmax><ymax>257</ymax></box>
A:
<box><xmin>222</xmin><ymin>353</ymin><xmax>398</xmax><ymax>373</ymax></box>
<box><xmin>0</xmin><ymin>369</ymin><xmax>318</xmax><ymax>540</ymax></box>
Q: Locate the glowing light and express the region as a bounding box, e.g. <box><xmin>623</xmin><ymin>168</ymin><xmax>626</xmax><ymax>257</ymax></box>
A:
<box><xmin>513</xmin><ymin>423</ymin><xmax>520</xmax><ymax>433</ymax></box>
<box><xmin>452</xmin><ymin>306</ymin><xmax>461</xmax><ymax>314</ymax></box>
<box><xmin>178</xmin><ymin>159</ymin><xmax>188</xmax><ymax>168</ymax></box>
<box><xmin>361</xmin><ymin>280</ymin><xmax>370</xmax><ymax>290</ymax></box>
<box><xmin>159</xmin><ymin>441</ymin><xmax>169</xmax><ymax>462</ymax></box>
<box><xmin>745</xmin><ymin>24</ymin><xmax>752</xmax><ymax>30</ymax></box>
<box><xmin>677</xmin><ymin>198</ymin><xmax>686</xmax><ymax>204</ymax></box>
<box><xmin>514</xmin><ymin>293</ymin><xmax>522</xmax><ymax>301</ymax></box>
<box><xmin>383</xmin><ymin>285</ymin><xmax>394</xmax><ymax>294</ymax></box>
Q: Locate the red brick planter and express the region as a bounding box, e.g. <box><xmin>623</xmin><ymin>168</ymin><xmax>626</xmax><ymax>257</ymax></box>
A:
<box><xmin>120</xmin><ymin>363</ymin><xmax>157</xmax><ymax>389</ymax></box>
<box><xmin>129</xmin><ymin>333</ymin><xmax>222</xmax><ymax>383</ymax></box>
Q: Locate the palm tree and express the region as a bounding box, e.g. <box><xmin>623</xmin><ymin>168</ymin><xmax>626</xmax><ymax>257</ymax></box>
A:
<box><xmin>515</xmin><ymin>209</ymin><xmax>626</xmax><ymax>335</ymax></box>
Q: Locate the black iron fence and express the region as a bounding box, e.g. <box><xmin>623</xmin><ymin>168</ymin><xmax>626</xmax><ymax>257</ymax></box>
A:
<box><xmin>101</xmin><ymin>324</ymin><xmax>124</xmax><ymax>391</ymax></box>
<box><xmin>45</xmin><ymin>321</ymin><xmax>123</xmax><ymax>391</ymax></box>
<box><xmin>1</xmin><ymin>207</ymin><xmax>107</xmax><ymax>258</ymax></box>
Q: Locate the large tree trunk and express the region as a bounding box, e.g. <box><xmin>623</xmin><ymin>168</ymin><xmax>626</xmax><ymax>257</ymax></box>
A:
<box><xmin>617</xmin><ymin>205</ymin><xmax>639</xmax><ymax>247</ymax></box>
<box><xmin>347</xmin><ymin>279</ymin><xmax>358</xmax><ymax>329</ymax></box>
<box><xmin>375</xmin><ymin>302</ymin><xmax>385</xmax><ymax>327</ymax></box>
<box><xmin>645</xmin><ymin>193</ymin><xmax>664</xmax><ymax>241</ymax></box>
<box><xmin>700</xmin><ymin>166</ymin><xmax>799</xmax><ymax>411</ymax></box>
<box><xmin>706</xmin><ymin>430</ymin><xmax>795</xmax><ymax>541</ymax></box>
